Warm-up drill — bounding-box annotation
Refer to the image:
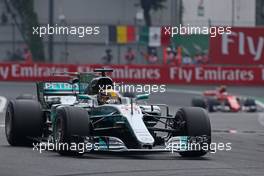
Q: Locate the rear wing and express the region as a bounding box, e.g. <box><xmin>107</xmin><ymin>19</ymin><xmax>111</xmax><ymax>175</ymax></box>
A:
<box><xmin>37</xmin><ymin>82</ymin><xmax>79</xmax><ymax>95</ymax></box>
<box><xmin>36</xmin><ymin>82</ymin><xmax>78</xmax><ymax>108</ymax></box>
<box><xmin>37</xmin><ymin>72</ymin><xmax>98</xmax><ymax>108</ymax></box>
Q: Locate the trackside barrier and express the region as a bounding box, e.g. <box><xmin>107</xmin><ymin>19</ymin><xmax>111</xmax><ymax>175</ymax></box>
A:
<box><xmin>0</xmin><ymin>63</ymin><xmax>263</xmax><ymax>85</ymax></box>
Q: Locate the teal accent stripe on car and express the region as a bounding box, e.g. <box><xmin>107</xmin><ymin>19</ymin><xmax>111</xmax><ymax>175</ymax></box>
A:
<box><xmin>44</xmin><ymin>82</ymin><xmax>79</xmax><ymax>92</ymax></box>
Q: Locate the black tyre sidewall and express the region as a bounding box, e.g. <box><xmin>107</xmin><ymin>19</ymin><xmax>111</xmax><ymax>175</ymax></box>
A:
<box><xmin>191</xmin><ymin>97</ymin><xmax>207</xmax><ymax>109</ymax></box>
<box><xmin>244</xmin><ymin>98</ymin><xmax>257</xmax><ymax>112</ymax></box>
<box><xmin>5</xmin><ymin>100</ymin><xmax>43</xmax><ymax>146</ymax></box>
<box><xmin>176</xmin><ymin>107</ymin><xmax>211</xmax><ymax>157</ymax></box>
<box><xmin>207</xmin><ymin>98</ymin><xmax>219</xmax><ymax>112</ymax></box>
<box><xmin>54</xmin><ymin>106</ymin><xmax>90</xmax><ymax>156</ymax></box>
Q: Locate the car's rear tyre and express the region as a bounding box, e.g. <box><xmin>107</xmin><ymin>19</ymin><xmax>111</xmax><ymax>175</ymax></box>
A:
<box><xmin>207</xmin><ymin>98</ymin><xmax>219</xmax><ymax>112</ymax></box>
<box><xmin>244</xmin><ymin>98</ymin><xmax>257</xmax><ymax>112</ymax></box>
<box><xmin>54</xmin><ymin>106</ymin><xmax>90</xmax><ymax>156</ymax></box>
<box><xmin>191</xmin><ymin>97</ymin><xmax>207</xmax><ymax>109</ymax></box>
<box><xmin>175</xmin><ymin>107</ymin><xmax>211</xmax><ymax>157</ymax></box>
<box><xmin>5</xmin><ymin>100</ymin><xmax>43</xmax><ymax>146</ymax></box>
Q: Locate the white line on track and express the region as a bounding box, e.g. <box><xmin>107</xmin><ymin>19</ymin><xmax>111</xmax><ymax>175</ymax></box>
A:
<box><xmin>257</xmin><ymin>114</ymin><xmax>264</xmax><ymax>127</ymax></box>
<box><xmin>0</xmin><ymin>96</ymin><xmax>7</xmax><ymax>128</ymax></box>
<box><xmin>0</xmin><ymin>96</ymin><xmax>7</xmax><ymax>113</ymax></box>
<box><xmin>255</xmin><ymin>101</ymin><xmax>264</xmax><ymax>127</ymax></box>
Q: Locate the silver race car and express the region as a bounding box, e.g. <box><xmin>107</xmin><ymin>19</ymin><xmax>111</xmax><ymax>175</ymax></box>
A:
<box><xmin>5</xmin><ymin>69</ymin><xmax>211</xmax><ymax>157</ymax></box>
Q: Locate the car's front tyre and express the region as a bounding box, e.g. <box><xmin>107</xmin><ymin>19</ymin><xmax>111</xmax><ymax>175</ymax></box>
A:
<box><xmin>174</xmin><ymin>107</ymin><xmax>211</xmax><ymax>157</ymax></box>
<box><xmin>54</xmin><ymin>106</ymin><xmax>90</xmax><ymax>156</ymax></box>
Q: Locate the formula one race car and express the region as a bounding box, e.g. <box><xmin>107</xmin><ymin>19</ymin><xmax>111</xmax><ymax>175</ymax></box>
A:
<box><xmin>191</xmin><ymin>86</ymin><xmax>257</xmax><ymax>112</ymax></box>
<box><xmin>5</xmin><ymin>68</ymin><xmax>211</xmax><ymax>157</ymax></box>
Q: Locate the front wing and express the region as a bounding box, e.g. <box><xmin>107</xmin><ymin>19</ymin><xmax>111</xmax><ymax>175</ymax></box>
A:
<box><xmin>36</xmin><ymin>135</ymin><xmax>211</xmax><ymax>154</ymax></box>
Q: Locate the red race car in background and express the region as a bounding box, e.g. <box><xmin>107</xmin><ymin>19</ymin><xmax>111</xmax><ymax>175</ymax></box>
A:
<box><xmin>191</xmin><ymin>86</ymin><xmax>257</xmax><ymax>112</ymax></box>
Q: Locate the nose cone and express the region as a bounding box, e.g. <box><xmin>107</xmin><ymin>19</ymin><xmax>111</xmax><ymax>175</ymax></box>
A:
<box><xmin>119</xmin><ymin>105</ymin><xmax>155</xmax><ymax>146</ymax></box>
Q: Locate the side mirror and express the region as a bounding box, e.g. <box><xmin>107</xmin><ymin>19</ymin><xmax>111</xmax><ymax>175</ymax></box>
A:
<box><xmin>135</xmin><ymin>94</ymin><xmax>149</xmax><ymax>101</ymax></box>
<box><xmin>71</xmin><ymin>77</ymin><xmax>79</xmax><ymax>84</ymax></box>
<box><xmin>77</xmin><ymin>94</ymin><xmax>92</xmax><ymax>100</ymax></box>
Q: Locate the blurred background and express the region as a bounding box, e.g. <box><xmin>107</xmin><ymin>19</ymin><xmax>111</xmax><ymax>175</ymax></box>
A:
<box><xmin>0</xmin><ymin>0</ymin><xmax>263</xmax><ymax>65</ymax></box>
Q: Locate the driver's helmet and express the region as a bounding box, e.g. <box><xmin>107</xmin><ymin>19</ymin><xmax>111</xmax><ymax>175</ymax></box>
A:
<box><xmin>97</xmin><ymin>89</ymin><xmax>121</xmax><ymax>105</ymax></box>
<box><xmin>218</xmin><ymin>85</ymin><xmax>227</xmax><ymax>93</ymax></box>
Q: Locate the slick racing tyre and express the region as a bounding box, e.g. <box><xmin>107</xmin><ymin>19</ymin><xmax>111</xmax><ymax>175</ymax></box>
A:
<box><xmin>191</xmin><ymin>97</ymin><xmax>207</xmax><ymax>109</ymax></box>
<box><xmin>174</xmin><ymin>107</ymin><xmax>211</xmax><ymax>157</ymax></box>
<box><xmin>243</xmin><ymin>98</ymin><xmax>257</xmax><ymax>112</ymax></box>
<box><xmin>54</xmin><ymin>106</ymin><xmax>90</xmax><ymax>156</ymax></box>
<box><xmin>207</xmin><ymin>98</ymin><xmax>220</xmax><ymax>112</ymax></box>
<box><xmin>5</xmin><ymin>100</ymin><xmax>43</xmax><ymax>146</ymax></box>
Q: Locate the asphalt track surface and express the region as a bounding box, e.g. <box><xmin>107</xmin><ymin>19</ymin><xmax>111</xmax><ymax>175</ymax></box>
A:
<box><xmin>0</xmin><ymin>82</ymin><xmax>264</xmax><ymax>176</ymax></box>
